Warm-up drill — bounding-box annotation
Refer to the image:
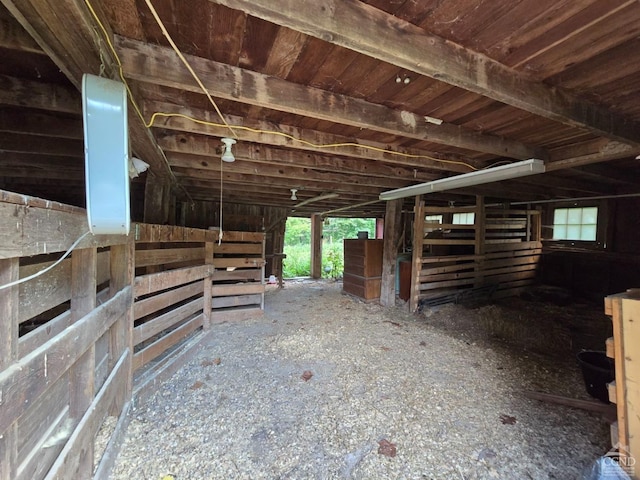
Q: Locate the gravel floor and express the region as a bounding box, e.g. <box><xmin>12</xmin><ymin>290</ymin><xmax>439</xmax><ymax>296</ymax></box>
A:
<box><xmin>109</xmin><ymin>280</ymin><xmax>610</xmax><ymax>479</ymax></box>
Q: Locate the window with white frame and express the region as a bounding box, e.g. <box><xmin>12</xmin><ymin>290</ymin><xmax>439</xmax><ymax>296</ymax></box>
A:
<box><xmin>424</xmin><ymin>214</ymin><xmax>443</xmax><ymax>224</ymax></box>
<box><xmin>452</xmin><ymin>212</ymin><xmax>475</xmax><ymax>225</ymax></box>
<box><xmin>553</xmin><ymin>207</ymin><xmax>598</xmax><ymax>241</ymax></box>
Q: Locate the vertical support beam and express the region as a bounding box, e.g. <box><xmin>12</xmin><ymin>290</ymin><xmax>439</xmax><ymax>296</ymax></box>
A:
<box><xmin>409</xmin><ymin>197</ymin><xmax>424</xmax><ymax>312</ymax></box>
<box><xmin>203</xmin><ymin>238</ymin><xmax>213</xmax><ymax>330</ymax></box>
<box><xmin>69</xmin><ymin>247</ymin><xmax>97</xmax><ymax>478</ymax></box>
<box><xmin>0</xmin><ymin>258</ymin><xmax>19</xmax><ymax>480</ymax></box>
<box><xmin>260</xmin><ymin>233</ymin><xmax>266</xmax><ymax>308</ymax></box>
<box><xmin>310</xmin><ymin>214</ymin><xmax>322</xmax><ymax>279</ymax></box>
<box><xmin>474</xmin><ymin>195</ymin><xmax>485</xmax><ymax>288</ymax></box>
<box><xmin>380</xmin><ymin>199</ymin><xmax>402</xmax><ymax>307</ymax></box>
<box><xmin>109</xmin><ymin>238</ymin><xmax>135</xmax><ymax>409</ymax></box>
<box><xmin>144</xmin><ymin>174</ymin><xmax>169</xmax><ymax>224</ymax></box>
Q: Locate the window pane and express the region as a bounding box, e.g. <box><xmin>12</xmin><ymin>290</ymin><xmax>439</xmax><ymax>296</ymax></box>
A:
<box><xmin>567</xmin><ymin>225</ymin><xmax>581</xmax><ymax>239</ymax></box>
<box><xmin>554</xmin><ymin>226</ymin><xmax>567</xmax><ymax>240</ymax></box>
<box><xmin>581</xmin><ymin>225</ymin><xmax>597</xmax><ymax>241</ymax></box>
<box><xmin>554</xmin><ymin>208</ymin><xmax>568</xmax><ymax>225</ymax></box>
<box><xmin>567</xmin><ymin>208</ymin><xmax>582</xmax><ymax>224</ymax></box>
<box><xmin>582</xmin><ymin>207</ymin><xmax>598</xmax><ymax>225</ymax></box>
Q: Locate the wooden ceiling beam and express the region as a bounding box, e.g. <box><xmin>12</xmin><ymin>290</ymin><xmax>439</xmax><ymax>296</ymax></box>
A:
<box><xmin>116</xmin><ymin>36</ymin><xmax>543</xmax><ymax>160</ymax></box>
<box><xmin>0</xmin><ymin>6</ymin><xmax>43</xmax><ymax>53</ymax></box>
<box><xmin>143</xmin><ymin>100</ymin><xmax>482</xmax><ymax>173</ymax></box>
<box><xmin>157</xmin><ymin>132</ymin><xmax>440</xmax><ymax>181</ymax></box>
<box><xmin>0</xmin><ymin>0</ymin><xmax>176</xmax><ymax>183</ymax></box>
<box><xmin>173</xmin><ymin>161</ymin><xmax>413</xmax><ymax>189</ymax></box>
<box><xmin>210</xmin><ymin>0</ymin><xmax>640</xmax><ymax>146</ymax></box>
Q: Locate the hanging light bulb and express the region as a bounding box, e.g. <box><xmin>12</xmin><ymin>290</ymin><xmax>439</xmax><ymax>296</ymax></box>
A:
<box><xmin>221</xmin><ymin>137</ymin><xmax>236</xmax><ymax>162</ymax></box>
<box><xmin>290</xmin><ymin>188</ymin><xmax>298</xmax><ymax>200</ymax></box>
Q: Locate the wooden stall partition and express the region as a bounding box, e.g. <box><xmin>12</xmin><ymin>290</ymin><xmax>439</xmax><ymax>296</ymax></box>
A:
<box><xmin>210</xmin><ymin>230</ymin><xmax>266</xmax><ymax>323</ymax></box>
<box><xmin>131</xmin><ymin>224</ymin><xmax>216</xmax><ymax>376</ymax></box>
<box><xmin>409</xmin><ymin>201</ymin><xmax>542</xmax><ymax>311</ymax></box>
<box><xmin>0</xmin><ymin>190</ymin><xmax>132</xmax><ymax>480</ymax></box>
<box><xmin>604</xmin><ymin>291</ymin><xmax>640</xmax><ymax>479</ymax></box>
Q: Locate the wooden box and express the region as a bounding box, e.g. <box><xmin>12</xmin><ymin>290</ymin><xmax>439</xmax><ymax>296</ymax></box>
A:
<box><xmin>343</xmin><ymin>239</ymin><xmax>383</xmax><ymax>300</ymax></box>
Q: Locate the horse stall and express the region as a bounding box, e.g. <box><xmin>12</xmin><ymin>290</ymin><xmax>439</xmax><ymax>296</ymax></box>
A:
<box><xmin>408</xmin><ymin>200</ymin><xmax>542</xmax><ymax>312</ymax></box>
<box><xmin>0</xmin><ymin>190</ymin><xmax>265</xmax><ymax>479</ymax></box>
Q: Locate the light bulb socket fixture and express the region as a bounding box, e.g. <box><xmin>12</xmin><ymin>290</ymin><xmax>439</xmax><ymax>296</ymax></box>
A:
<box><xmin>221</xmin><ymin>137</ymin><xmax>236</xmax><ymax>162</ymax></box>
<box><xmin>290</xmin><ymin>188</ymin><xmax>298</xmax><ymax>201</ymax></box>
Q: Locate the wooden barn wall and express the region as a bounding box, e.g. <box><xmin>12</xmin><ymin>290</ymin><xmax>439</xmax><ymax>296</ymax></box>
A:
<box><xmin>540</xmin><ymin>198</ymin><xmax>640</xmax><ymax>300</ymax></box>
<box><xmin>178</xmin><ymin>200</ymin><xmax>287</xmax><ymax>279</ymax></box>
<box><xmin>0</xmin><ymin>189</ymin><xmax>267</xmax><ymax>480</ymax></box>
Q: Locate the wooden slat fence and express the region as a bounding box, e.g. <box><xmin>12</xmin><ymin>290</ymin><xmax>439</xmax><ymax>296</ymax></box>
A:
<box><xmin>210</xmin><ymin>230</ymin><xmax>266</xmax><ymax>323</ymax></box>
<box><xmin>410</xmin><ymin>202</ymin><xmax>542</xmax><ymax>311</ymax></box>
<box><xmin>0</xmin><ymin>190</ymin><xmax>267</xmax><ymax>479</ymax></box>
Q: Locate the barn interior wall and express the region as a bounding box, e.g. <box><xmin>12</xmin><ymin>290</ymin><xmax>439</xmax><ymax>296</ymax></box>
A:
<box><xmin>540</xmin><ymin>198</ymin><xmax>640</xmax><ymax>300</ymax></box>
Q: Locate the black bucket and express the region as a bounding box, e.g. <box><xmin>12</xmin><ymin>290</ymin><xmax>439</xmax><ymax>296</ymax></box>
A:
<box><xmin>577</xmin><ymin>350</ymin><xmax>615</xmax><ymax>403</ymax></box>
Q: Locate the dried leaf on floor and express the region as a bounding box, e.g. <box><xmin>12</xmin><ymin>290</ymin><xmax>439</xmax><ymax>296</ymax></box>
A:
<box><xmin>213</xmin><ymin>357</ymin><xmax>222</xmax><ymax>365</ymax></box>
<box><xmin>500</xmin><ymin>414</ymin><xmax>517</xmax><ymax>425</ymax></box>
<box><xmin>380</xmin><ymin>346</ymin><xmax>391</xmax><ymax>351</ymax></box>
<box><xmin>190</xmin><ymin>381</ymin><xmax>204</xmax><ymax>390</ymax></box>
<box><xmin>301</xmin><ymin>370</ymin><xmax>313</xmax><ymax>381</ymax></box>
<box><xmin>377</xmin><ymin>439</ymin><xmax>397</xmax><ymax>457</ymax></box>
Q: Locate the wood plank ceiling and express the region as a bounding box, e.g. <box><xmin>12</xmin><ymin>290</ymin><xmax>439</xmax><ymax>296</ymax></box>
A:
<box><xmin>1</xmin><ymin>0</ymin><xmax>639</xmax><ymax>217</ymax></box>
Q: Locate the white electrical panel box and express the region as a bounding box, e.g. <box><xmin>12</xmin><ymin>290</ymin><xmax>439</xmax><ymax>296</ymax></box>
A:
<box><xmin>82</xmin><ymin>74</ymin><xmax>130</xmax><ymax>235</ymax></box>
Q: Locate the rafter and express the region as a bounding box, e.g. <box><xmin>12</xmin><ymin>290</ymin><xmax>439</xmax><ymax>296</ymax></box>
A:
<box><xmin>0</xmin><ymin>75</ymin><xmax>80</xmax><ymax>114</ymax></box>
<box><xmin>209</xmin><ymin>0</ymin><xmax>640</xmax><ymax>146</ymax></box>
<box><xmin>115</xmin><ymin>36</ymin><xmax>543</xmax><ymax>160</ymax></box>
<box><xmin>157</xmin><ymin>132</ymin><xmax>439</xmax><ymax>182</ymax></box>
<box><xmin>143</xmin><ymin>100</ymin><xmax>483</xmax><ymax>173</ymax></box>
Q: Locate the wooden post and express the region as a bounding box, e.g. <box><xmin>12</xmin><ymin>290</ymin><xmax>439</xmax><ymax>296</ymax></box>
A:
<box><xmin>69</xmin><ymin>247</ymin><xmax>98</xmax><ymax>478</ymax></box>
<box><xmin>109</xmin><ymin>238</ymin><xmax>135</xmax><ymax>408</ymax></box>
<box><xmin>203</xmin><ymin>238</ymin><xmax>214</xmax><ymax>329</ymax></box>
<box><xmin>0</xmin><ymin>258</ymin><xmax>19</xmax><ymax>480</ymax></box>
<box><xmin>144</xmin><ymin>174</ymin><xmax>169</xmax><ymax>224</ymax></box>
<box><xmin>310</xmin><ymin>214</ymin><xmax>322</xmax><ymax>279</ymax></box>
<box><xmin>380</xmin><ymin>199</ymin><xmax>402</xmax><ymax>306</ymax></box>
<box><xmin>620</xmin><ymin>296</ymin><xmax>640</xmax><ymax>474</ymax></box>
<box><xmin>474</xmin><ymin>195</ymin><xmax>485</xmax><ymax>287</ymax></box>
<box><xmin>409</xmin><ymin>197</ymin><xmax>424</xmax><ymax>312</ymax></box>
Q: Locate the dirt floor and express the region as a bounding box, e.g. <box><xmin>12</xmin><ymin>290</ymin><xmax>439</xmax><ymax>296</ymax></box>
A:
<box><xmin>109</xmin><ymin>280</ymin><xmax>612</xmax><ymax>479</ymax></box>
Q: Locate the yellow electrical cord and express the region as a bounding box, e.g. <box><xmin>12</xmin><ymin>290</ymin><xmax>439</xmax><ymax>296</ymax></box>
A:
<box><xmin>83</xmin><ymin>0</ymin><xmax>480</xmax><ymax>174</ymax></box>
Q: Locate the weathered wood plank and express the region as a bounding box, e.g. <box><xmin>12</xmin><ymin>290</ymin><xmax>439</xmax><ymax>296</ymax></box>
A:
<box><xmin>0</xmin><ymin>288</ymin><xmax>129</xmax><ymax>435</ymax></box>
<box><xmin>620</xmin><ymin>296</ymin><xmax>640</xmax><ymax>468</ymax></box>
<box><xmin>43</xmin><ymin>349</ymin><xmax>129</xmax><ymax>480</ymax></box>
<box><xmin>134</xmin><ymin>281</ymin><xmax>203</xmax><ymax>320</ymax></box>
<box><xmin>212</xmin><ymin>258</ymin><xmax>266</xmax><ymax>268</ymax></box>
<box><xmin>133</xmin><ymin>297</ymin><xmax>203</xmax><ymax>346</ymax></box>
<box><xmin>211</xmin><ymin>230</ymin><xmax>264</xmax><ymax>243</ymax></box>
<box><xmin>133</xmin><ymin>314</ymin><xmax>203</xmax><ymax>371</ymax></box>
<box><xmin>212</xmin><ymin>294</ymin><xmax>263</xmax><ymax>309</ymax></box>
<box><xmin>16</xmin><ymin>373</ymin><xmax>69</xmax><ymax>478</ymax></box>
<box><xmin>134</xmin><ymin>247</ymin><xmax>205</xmax><ymax>268</ymax></box>
<box><xmin>380</xmin><ymin>198</ymin><xmax>402</xmax><ymax>307</ymax></box>
<box><xmin>410</xmin><ymin>198</ymin><xmax>425</xmax><ymax>312</ymax></box>
<box><xmin>211</xmin><ymin>283</ymin><xmax>265</xmax><ymax>297</ymax></box>
<box><xmin>0</xmin><ymin>256</ymin><xmax>19</xmax><ymax>480</ymax></box>
<box><xmin>0</xmin><ymin>201</ymin><xmax>128</xmax><ymax>259</ymax></box>
<box><xmin>0</xmin><ymin>75</ymin><xmax>80</xmax><ymax>114</ymax></box>
<box><xmin>116</xmin><ymin>36</ymin><xmax>541</xmax><ymax>159</ymax></box>
<box><xmin>210</xmin><ymin>307</ymin><xmax>263</xmax><ymax>324</ymax></box>
<box><xmin>212</xmin><ymin>269</ymin><xmax>262</xmax><ymax>282</ymax></box>
<box><xmin>134</xmin><ymin>265</ymin><xmax>213</xmax><ymax>297</ymax></box>
<box><xmin>211</xmin><ymin>0</ymin><xmax>640</xmax><ymax>145</ymax></box>
<box><xmin>213</xmin><ymin>243</ymin><xmax>263</xmax><ymax>255</ymax></box>
<box><xmin>145</xmin><ymin>101</ymin><xmax>478</xmax><ymax>173</ymax></box>
<box><xmin>134</xmin><ymin>223</ymin><xmax>214</xmax><ymax>243</ymax></box>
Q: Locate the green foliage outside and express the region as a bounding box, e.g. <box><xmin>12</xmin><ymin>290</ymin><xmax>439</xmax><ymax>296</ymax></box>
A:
<box><xmin>283</xmin><ymin>217</ymin><xmax>375</xmax><ymax>278</ymax></box>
